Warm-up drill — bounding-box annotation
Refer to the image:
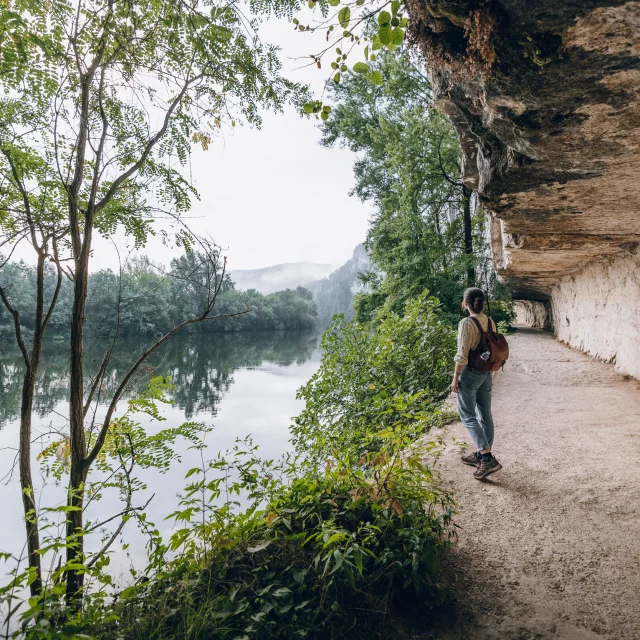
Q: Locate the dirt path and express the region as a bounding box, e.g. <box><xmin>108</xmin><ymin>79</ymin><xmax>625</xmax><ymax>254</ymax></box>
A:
<box><xmin>435</xmin><ymin>328</ymin><xmax>640</xmax><ymax>640</ymax></box>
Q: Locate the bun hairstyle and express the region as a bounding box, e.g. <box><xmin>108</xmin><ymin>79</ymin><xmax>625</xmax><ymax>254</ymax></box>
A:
<box><xmin>463</xmin><ymin>287</ymin><xmax>485</xmax><ymax>314</ymax></box>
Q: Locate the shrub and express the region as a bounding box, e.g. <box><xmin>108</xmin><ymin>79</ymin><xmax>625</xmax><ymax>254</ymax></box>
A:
<box><xmin>292</xmin><ymin>292</ymin><xmax>456</xmax><ymax>461</ymax></box>
<box><xmin>84</xmin><ymin>425</ymin><xmax>455</xmax><ymax>640</ymax></box>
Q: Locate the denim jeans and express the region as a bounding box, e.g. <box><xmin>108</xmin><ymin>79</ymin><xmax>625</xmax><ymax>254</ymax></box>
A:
<box><xmin>457</xmin><ymin>366</ymin><xmax>494</xmax><ymax>451</ymax></box>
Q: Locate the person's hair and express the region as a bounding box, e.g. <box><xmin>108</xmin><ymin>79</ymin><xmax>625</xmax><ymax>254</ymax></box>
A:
<box><xmin>463</xmin><ymin>287</ymin><xmax>485</xmax><ymax>314</ymax></box>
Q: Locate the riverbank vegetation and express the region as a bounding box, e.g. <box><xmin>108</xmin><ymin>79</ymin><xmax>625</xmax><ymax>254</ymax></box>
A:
<box><xmin>7</xmin><ymin>293</ymin><xmax>457</xmax><ymax>639</ymax></box>
<box><xmin>321</xmin><ymin>50</ymin><xmax>513</xmax><ymax>327</ymax></box>
<box><xmin>0</xmin><ymin>257</ymin><xmax>318</xmax><ymax>341</ymax></box>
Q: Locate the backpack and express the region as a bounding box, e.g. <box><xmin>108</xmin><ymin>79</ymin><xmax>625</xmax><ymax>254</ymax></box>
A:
<box><xmin>468</xmin><ymin>317</ymin><xmax>509</xmax><ymax>373</ymax></box>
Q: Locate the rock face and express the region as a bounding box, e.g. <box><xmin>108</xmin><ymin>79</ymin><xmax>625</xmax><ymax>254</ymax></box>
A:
<box><xmin>513</xmin><ymin>300</ymin><xmax>551</xmax><ymax>330</ymax></box>
<box><xmin>407</xmin><ymin>0</ymin><xmax>640</xmax><ymax>376</ymax></box>
<box><xmin>552</xmin><ymin>247</ymin><xmax>640</xmax><ymax>378</ymax></box>
<box><xmin>306</xmin><ymin>244</ymin><xmax>376</xmax><ymax>326</ymax></box>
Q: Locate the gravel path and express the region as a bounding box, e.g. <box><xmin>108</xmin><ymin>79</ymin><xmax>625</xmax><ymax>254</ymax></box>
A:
<box><xmin>435</xmin><ymin>328</ymin><xmax>640</xmax><ymax>640</ymax></box>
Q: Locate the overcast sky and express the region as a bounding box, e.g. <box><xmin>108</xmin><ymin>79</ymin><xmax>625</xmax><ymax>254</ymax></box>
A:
<box><xmin>84</xmin><ymin>14</ymin><xmax>372</xmax><ymax>273</ymax></box>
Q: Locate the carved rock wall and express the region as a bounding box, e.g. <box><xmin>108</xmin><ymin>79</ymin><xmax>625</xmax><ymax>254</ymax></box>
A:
<box><xmin>514</xmin><ymin>300</ymin><xmax>551</xmax><ymax>330</ymax></box>
<box><xmin>552</xmin><ymin>248</ymin><xmax>640</xmax><ymax>378</ymax></box>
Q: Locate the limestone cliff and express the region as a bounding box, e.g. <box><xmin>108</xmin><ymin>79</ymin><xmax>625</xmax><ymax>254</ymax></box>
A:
<box><xmin>407</xmin><ymin>0</ymin><xmax>640</xmax><ymax>376</ymax></box>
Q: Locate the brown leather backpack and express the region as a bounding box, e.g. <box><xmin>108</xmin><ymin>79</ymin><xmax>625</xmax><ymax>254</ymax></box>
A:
<box><xmin>468</xmin><ymin>317</ymin><xmax>509</xmax><ymax>373</ymax></box>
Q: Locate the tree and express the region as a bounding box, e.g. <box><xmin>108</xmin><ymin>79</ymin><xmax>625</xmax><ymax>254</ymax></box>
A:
<box><xmin>321</xmin><ymin>50</ymin><xmax>484</xmax><ymax>320</ymax></box>
<box><xmin>0</xmin><ymin>0</ymin><xmax>304</xmax><ymax>605</ymax></box>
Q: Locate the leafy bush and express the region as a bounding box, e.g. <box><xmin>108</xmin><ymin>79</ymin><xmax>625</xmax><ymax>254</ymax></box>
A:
<box><xmin>292</xmin><ymin>292</ymin><xmax>456</xmax><ymax>461</ymax></box>
<box><xmin>82</xmin><ymin>425</ymin><xmax>455</xmax><ymax>640</ymax></box>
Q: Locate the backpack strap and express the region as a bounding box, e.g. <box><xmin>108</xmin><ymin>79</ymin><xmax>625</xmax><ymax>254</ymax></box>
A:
<box><xmin>469</xmin><ymin>316</ymin><xmax>497</xmax><ymax>334</ymax></box>
<box><xmin>468</xmin><ymin>316</ymin><xmax>487</xmax><ymax>335</ymax></box>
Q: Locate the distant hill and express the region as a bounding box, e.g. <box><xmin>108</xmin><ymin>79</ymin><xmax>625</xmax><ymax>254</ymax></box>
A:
<box><xmin>306</xmin><ymin>244</ymin><xmax>376</xmax><ymax>326</ymax></box>
<box><xmin>230</xmin><ymin>262</ymin><xmax>336</xmax><ymax>295</ymax></box>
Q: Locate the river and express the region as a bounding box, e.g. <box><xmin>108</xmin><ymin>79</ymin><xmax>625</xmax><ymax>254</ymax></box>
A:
<box><xmin>0</xmin><ymin>330</ymin><xmax>321</xmax><ymax>596</ymax></box>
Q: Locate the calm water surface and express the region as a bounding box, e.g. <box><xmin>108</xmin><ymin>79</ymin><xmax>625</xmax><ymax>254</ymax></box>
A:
<box><xmin>0</xmin><ymin>331</ymin><xmax>320</xmax><ymax>586</ymax></box>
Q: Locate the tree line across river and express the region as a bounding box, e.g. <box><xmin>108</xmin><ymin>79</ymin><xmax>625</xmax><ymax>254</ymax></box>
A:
<box><xmin>0</xmin><ymin>252</ymin><xmax>319</xmax><ymax>341</ymax></box>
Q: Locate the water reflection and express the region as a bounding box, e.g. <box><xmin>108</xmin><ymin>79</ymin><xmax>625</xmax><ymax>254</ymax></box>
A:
<box><xmin>0</xmin><ymin>330</ymin><xmax>319</xmax><ymax>428</ymax></box>
<box><xmin>0</xmin><ymin>330</ymin><xmax>320</xmax><ymax>629</ymax></box>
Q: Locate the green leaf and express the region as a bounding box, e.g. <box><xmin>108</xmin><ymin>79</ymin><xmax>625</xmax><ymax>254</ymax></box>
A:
<box><xmin>338</xmin><ymin>7</ymin><xmax>351</xmax><ymax>29</ymax></box>
<box><xmin>369</xmin><ymin>70</ymin><xmax>383</xmax><ymax>85</ymax></box>
<box><xmin>333</xmin><ymin>72</ymin><xmax>341</xmax><ymax>83</ymax></box>
<box><xmin>321</xmin><ymin>111</ymin><xmax>329</xmax><ymax>121</ymax></box>
<box><xmin>354</xmin><ymin>548</ymin><xmax>363</xmax><ymax>575</ymax></box>
<box><xmin>303</xmin><ymin>103</ymin><xmax>314</xmax><ymax>114</ymax></box>
<box><xmin>353</xmin><ymin>62</ymin><xmax>369</xmax><ymax>74</ymax></box>
<box><xmin>371</xmin><ymin>35</ymin><xmax>382</xmax><ymax>51</ymax></box>
<box><xmin>364</xmin><ymin>45</ymin><xmax>369</xmax><ymax>60</ymax></box>
<box><xmin>391</xmin><ymin>0</ymin><xmax>401</xmax><ymax>16</ymax></box>
<box><xmin>378</xmin><ymin>11</ymin><xmax>391</xmax><ymax>26</ymax></box>
<box><xmin>328</xmin><ymin>0</ymin><xmax>340</xmax><ymax>5</ymax></box>
<box><xmin>378</xmin><ymin>24</ymin><xmax>391</xmax><ymax>45</ymax></box>
<box><xmin>391</xmin><ymin>27</ymin><xmax>405</xmax><ymax>46</ymax></box>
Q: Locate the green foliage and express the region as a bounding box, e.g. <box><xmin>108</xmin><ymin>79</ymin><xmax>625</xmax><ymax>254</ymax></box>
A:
<box><xmin>0</xmin><ymin>0</ymin><xmax>308</xmax><ymax>261</ymax></box>
<box><xmin>1</xmin><ymin>379</ymin><xmax>211</xmax><ymax>638</ymax></box>
<box><xmin>0</xmin><ymin>256</ymin><xmax>318</xmax><ymax>339</ymax></box>
<box><xmin>293</xmin><ymin>292</ymin><xmax>456</xmax><ymax>461</ymax></box>
<box><xmin>278</xmin><ymin>0</ymin><xmax>411</xmax><ymax>115</ymax></box>
<box><xmin>1</xmin><ymin>297</ymin><xmax>457</xmax><ymax>638</ymax></box>
<box><xmin>321</xmin><ymin>49</ymin><xmax>513</xmax><ymax>323</ymax></box>
<box><xmin>77</xmin><ymin>426</ymin><xmax>455</xmax><ymax>640</ymax></box>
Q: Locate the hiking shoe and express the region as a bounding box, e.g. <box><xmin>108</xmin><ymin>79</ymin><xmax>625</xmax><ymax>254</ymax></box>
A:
<box><xmin>461</xmin><ymin>451</ymin><xmax>481</xmax><ymax>467</ymax></box>
<box><xmin>473</xmin><ymin>457</ymin><xmax>502</xmax><ymax>480</ymax></box>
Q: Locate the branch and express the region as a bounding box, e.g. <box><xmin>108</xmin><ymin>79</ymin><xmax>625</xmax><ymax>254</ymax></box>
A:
<box><xmin>83</xmin><ymin>309</ymin><xmax>246</xmax><ymax>470</ymax></box>
<box><xmin>42</xmin><ymin>239</ymin><xmax>64</xmax><ymax>334</ymax></box>
<box><xmin>85</xmin><ymin>494</ymin><xmax>154</xmax><ymax>569</ymax></box>
<box><xmin>1</xmin><ymin>149</ymin><xmax>40</xmax><ymax>253</ymax></box>
<box><xmin>93</xmin><ymin>72</ymin><xmax>202</xmax><ymax>215</ymax></box>
<box><xmin>86</xmin><ymin>63</ymin><xmax>109</xmax><ymax>216</ymax></box>
<box><xmin>0</xmin><ymin>285</ymin><xmax>30</xmax><ymax>368</ymax></box>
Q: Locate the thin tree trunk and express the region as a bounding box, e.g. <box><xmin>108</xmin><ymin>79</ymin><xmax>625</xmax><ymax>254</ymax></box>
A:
<box><xmin>463</xmin><ymin>187</ymin><xmax>475</xmax><ymax>286</ymax></box>
<box><xmin>66</xmin><ymin>252</ymin><xmax>90</xmax><ymax>602</ymax></box>
<box><xmin>433</xmin><ymin>207</ymin><xmax>448</xmax><ymax>272</ymax></box>
<box><xmin>19</xmin><ymin>367</ymin><xmax>42</xmax><ymax>596</ymax></box>
<box><xmin>18</xmin><ymin>251</ymin><xmax>55</xmax><ymax>596</ymax></box>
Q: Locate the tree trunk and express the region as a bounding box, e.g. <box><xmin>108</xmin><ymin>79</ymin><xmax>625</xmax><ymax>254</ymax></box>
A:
<box><xmin>19</xmin><ymin>368</ymin><xmax>42</xmax><ymax>596</ymax></box>
<box><xmin>66</xmin><ymin>252</ymin><xmax>90</xmax><ymax>602</ymax></box>
<box><xmin>433</xmin><ymin>208</ymin><xmax>448</xmax><ymax>272</ymax></box>
<box><xmin>463</xmin><ymin>187</ymin><xmax>475</xmax><ymax>286</ymax></box>
<box><xmin>19</xmin><ymin>252</ymin><xmax>48</xmax><ymax>596</ymax></box>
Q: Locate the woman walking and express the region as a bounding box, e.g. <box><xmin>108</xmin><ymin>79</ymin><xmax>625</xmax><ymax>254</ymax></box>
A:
<box><xmin>451</xmin><ymin>287</ymin><xmax>502</xmax><ymax>480</ymax></box>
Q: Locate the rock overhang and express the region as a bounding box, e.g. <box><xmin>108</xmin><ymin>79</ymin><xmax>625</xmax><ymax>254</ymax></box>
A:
<box><xmin>407</xmin><ymin>0</ymin><xmax>640</xmax><ymax>299</ymax></box>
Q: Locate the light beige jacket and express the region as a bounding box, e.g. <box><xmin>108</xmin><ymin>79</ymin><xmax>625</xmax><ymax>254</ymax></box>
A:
<box><xmin>454</xmin><ymin>313</ymin><xmax>495</xmax><ymax>368</ymax></box>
